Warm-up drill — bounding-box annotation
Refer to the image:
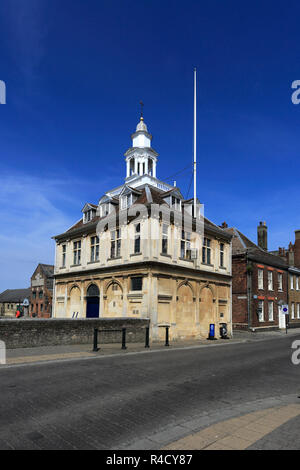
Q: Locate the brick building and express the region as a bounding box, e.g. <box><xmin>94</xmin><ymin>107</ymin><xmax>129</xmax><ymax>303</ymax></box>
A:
<box><xmin>30</xmin><ymin>264</ymin><xmax>54</xmax><ymax>318</ymax></box>
<box><xmin>223</xmin><ymin>222</ymin><xmax>288</xmax><ymax>331</ymax></box>
<box><xmin>270</xmin><ymin>230</ymin><xmax>300</xmax><ymax>328</ymax></box>
<box><xmin>0</xmin><ymin>288</ymin><xmax>31</xmax><ymax>317</ymax></box>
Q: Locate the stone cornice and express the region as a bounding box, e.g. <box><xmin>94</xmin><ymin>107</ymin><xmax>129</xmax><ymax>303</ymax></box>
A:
<box><xmin>53</xmin><ymin>259</ymin><xmax>232</xmax><ymax>284</ymax></box>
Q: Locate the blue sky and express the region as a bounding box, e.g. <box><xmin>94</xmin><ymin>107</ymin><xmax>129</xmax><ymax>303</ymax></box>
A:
<box><xmin>0</xmin><ymin>0</ymin><xmax>300</xmax><ymax>290</ymax></box>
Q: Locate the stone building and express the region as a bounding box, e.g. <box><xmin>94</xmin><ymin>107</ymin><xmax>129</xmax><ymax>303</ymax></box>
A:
<box><xmin>30</xmin><ymin>264</ymin><xmax>54</xmax><ymax>318</ymax></box>
<box><xmin>270</xmin><ymin>230</ymin><xmax>300</xmax><ymax>328</ymax></box>
<box><xmin>52</xmin><ymin>114</ymin><xmax>232</xmax><ymax>341</ymax></box>
<box><xmin>0</xmin><ymin>288</ymin><xmax>31</xmax><ymax>317</ymax></box>
<box><xmin>224</xmin><ymin>222</ymin><xmax>288</xmax><ymax>331</ymax></box>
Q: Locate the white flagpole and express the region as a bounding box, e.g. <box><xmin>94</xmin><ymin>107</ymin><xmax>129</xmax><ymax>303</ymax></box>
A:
<box><xmin>193</xmin><ymin>67</ymin><xmax>197</xmax><ymax>218</ymax></box>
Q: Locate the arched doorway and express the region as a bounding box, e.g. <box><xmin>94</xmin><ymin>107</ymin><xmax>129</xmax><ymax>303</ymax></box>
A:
<box><xmin>104</xmin><ymin>281</ymin><xmax>123</xmax><ymax>317</ymax></box>
<box><xmin>176</xmin><ymin>283</ymin><xmax>196</xmax><ymax>338</ymax></box>
<box><xmin>86</xmin><ymin>284</ymin><xmax>100</xmax><ymax>318</ymax></box>
<box><xmin>69</xmin><ymin>286</ymin><xmax>81</xmax><ymax>318</ymax></box>
<box><xmin>199</xmin><ymin>287</ymin><xmax>214</xmax><ymax>338</ymax></box>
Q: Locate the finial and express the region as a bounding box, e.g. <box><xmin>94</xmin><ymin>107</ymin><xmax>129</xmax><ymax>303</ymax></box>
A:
<box><xmin>139</xmin><ymin>100</ymin><xmax>144</xmax><ymax>120</ymax></box>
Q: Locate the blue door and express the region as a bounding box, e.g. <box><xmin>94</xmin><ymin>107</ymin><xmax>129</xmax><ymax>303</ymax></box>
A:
<box><xmin>86</xmin><ymin>284</ymin><xmax>100</xmax><ymax>318</ymax></box>
<box><xmin>86</xmin><ymin>297</ymin><xmax>99</xmax><ymax>318</ymax></box>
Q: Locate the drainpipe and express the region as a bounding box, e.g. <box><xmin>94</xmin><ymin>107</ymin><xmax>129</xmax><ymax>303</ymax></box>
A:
<box><xmin>246</xmin><ymin>254</ymin><xmax>253</xmax><ymax>330</ymax></box>
<box><xmin>52</xmin><ymin>241</ymin><xmax>57</xmax><ymax>318</ymax></box>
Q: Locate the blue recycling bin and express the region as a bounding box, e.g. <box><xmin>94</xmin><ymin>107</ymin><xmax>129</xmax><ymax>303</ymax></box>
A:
<box><xmin>209</xmin><ymin>323</ymin><xmax>215</xmax><ymax>339</ymax></box>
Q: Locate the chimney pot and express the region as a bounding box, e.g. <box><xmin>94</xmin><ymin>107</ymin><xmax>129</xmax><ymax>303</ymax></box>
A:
<box><xmin>257</xmin><ymin>221</ymin><xmax>268</xmax><ymax>251</ymax></box>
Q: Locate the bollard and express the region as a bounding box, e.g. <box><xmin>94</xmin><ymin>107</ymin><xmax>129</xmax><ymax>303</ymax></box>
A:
<box><xmin>145</xmin><ymin>327</ymin><xmax>150</xmax><ymax>348</ymax></box>
<box><xmin>122</xmin><ymin>328</ymin><xmax>127</xmax><ymax>350</ymax></box>
<box><xmin>93</xmin><ymin>328</ymin><xmax>99</xmax><ymax>352</ymax></box>
<box><xmin>165</xmin><ymin>326</ymin><xmax>170</xmax><ymax>347</ymax></box>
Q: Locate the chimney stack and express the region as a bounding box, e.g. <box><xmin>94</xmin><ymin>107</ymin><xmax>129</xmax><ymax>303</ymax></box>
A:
<box><xmin>257</xmin><ymin>221</ymin><xmax>268</xmax><ymax>251</ymax></box>
<box><xmin>294</xmin><ymin>230</ymin><xmax>300</xmax><ymax>268</ymax></box>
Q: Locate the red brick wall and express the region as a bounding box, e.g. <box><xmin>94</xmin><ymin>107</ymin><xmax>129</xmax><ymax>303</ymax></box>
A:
<box><xmin>232</xmin><ymin>257</ymin><xmax>248</xmax><ymax>327</ymax></box>
<box><xmin>250</xmin><ymin>264</ymin><xmax>287</xmax><ymax>328</ymax></box>
<box><xmin>231</xmin><ymin>256</ymin><xmax>288</xmax><ymax>330</ymax></box>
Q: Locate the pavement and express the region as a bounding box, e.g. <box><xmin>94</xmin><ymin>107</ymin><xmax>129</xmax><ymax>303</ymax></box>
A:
<box><xmin>1</xmin><ymin>328</ymin><xmax>300</xmax><ymax>450</ymax></box>
<box><xmin>4</xmin><ymin>326</ymin><xmax>300</xmax><ymax>366</ymax></box>
<box><xmin>163</xmin><ymin>404</ymin><xmax>300</xmax><ymax>450</ymax></box>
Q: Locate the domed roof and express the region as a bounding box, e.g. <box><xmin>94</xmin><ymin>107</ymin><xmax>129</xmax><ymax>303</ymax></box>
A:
<box><xmin>136</xmin><ymin>117</ymin><xmax>148</xmax><ymax>132</ymax></box>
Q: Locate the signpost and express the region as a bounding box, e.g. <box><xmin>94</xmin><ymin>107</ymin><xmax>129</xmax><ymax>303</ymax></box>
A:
<box><xmin>282</xmin><ymin>305</ymin><xmax>289</xmax><ymax>334</ymax></box>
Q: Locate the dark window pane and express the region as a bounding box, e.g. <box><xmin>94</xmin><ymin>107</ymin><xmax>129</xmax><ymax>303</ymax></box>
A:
<box><xmin>131</xmin><ymin>277</ymin><xmax>143</xmax><ymax>291</ymax></box>
<box><xmin>135</xmin><ymin>237</ymin><xmax>140</xmax><ymax>253</ymax></box>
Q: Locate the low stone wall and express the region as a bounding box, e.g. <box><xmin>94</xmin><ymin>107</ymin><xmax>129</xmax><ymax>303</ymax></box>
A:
<box><xmin>0</xmin><ymin>318</ymin><xmax>150</xmax><ymax>349</ymax></box>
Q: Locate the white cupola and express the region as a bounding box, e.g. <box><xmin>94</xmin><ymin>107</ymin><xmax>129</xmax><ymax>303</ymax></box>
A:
<box><xmin>132</xmin><ymin>117</ymin><xmax>152</xmax><ymax>148</ymax></box>
<box><xmin>124</xmin><ymin>114</ymin><xmax>158</xmax><ymax>181</ymax></box>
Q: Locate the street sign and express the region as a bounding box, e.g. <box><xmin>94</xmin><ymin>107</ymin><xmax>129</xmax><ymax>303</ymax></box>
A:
<box><xmin>282</xmin><ymin>305</ymin><xmax>289</xmax><ymax>314</ymax></box>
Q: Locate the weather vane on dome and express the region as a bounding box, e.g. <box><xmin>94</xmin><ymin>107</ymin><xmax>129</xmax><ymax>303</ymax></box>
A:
<box><xmin>139</xmin><ymin>100</ymin><xmax>144</xmax><ymax>120</ymax></box>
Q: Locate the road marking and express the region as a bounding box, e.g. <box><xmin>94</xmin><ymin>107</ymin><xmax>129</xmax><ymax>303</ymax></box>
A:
<box><xmin>163</xmin><ymin>404</ymin><xmax>300</xmax><ymax>450</ymax></box>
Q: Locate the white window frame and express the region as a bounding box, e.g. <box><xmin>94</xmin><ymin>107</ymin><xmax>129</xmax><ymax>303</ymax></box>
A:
<box><xmin>297</xmin><ymin>303</ymin><xmax>300</xmax><ymax>319</ymax></box>
<box><xmin>171</xmin><ymin>196</ymin><xmax>181</xmax><ymax>211</ymax></box>
<box><xmin>73</xmin><ymin>240</ymin><xmax>81</xmax><ymax>265</ymax></box>
<box><xmin>268</xmin><ymin>301</ymin><xmax>274</xmax><ymax>321</ymax></box>
<box><xmin>220</xmin><ymin>243</ymin><xmax>225</xmax><ymax>268</ymax></box>
<box><xmin>278</xmin><ymin>272</ymin><xmax>283</xmax><ymax>291</ymax></box>
<box><xmin>90</xmin><ymin>236</ymin><xmax>99</xmax><ymax>262</ymax></box>
<box><xmin>291</xmin><ymin>302</ymin><xmax>295</xmax><ymax>319</ymax></box>
<box><xmin>100</xmin><ymin>204</ymin><xmax>109</xmax><ymax>217</ymax></box>
<box><xmin>202</xmin><ymin>237</ymin><xmax>211</xmax><ymax>264</ymax></box>
<box><xmin>258</xmin><ymin>300</ymin><xmax>264</xmax><ymax>322</ymax></box>
<box><xmin>134</xmin><ymin>223</ymin><xmax>141</xmax><ymax>254</ymax></box>
<box><xmin>296</xmin><ymin>276</ymin><xmax>299</xmax><ymax>291</ymax></box>
<box><xmin>62</xmin><ymin>244</ymin><xmax>66</xmax><ymax>268</ymax></box>
<box><xmin>111</xmin><ymin>229</ymin><xmax>121</xmax><ymax>259</ymax></box>
<box><xmin>290</xmin><ymin>274</ymin><xmax>294</xmax><ymax>290</ymax></box>
<box><xmin>258</xmin><ymin>269</ymin><xmax>264</xmax><ymax>290</ymax></box>
<box><xmin>162</xmin><ymin>223</ymin><xmax>168</xmax><ymax>255</ymax></box>
<box><xmin>181</xmin><ymin>231</ymin><xmax>192</xmax><ymax>260</ymax></box>
<box><xmin>267</xmin><ymin>271</ymin><xmax>273</xmax><ymax>291</ymax></box>
<box><xmin>121</xmin><ymin>194</ymin><xmax>132</xmax><ymax>210</ymax></box>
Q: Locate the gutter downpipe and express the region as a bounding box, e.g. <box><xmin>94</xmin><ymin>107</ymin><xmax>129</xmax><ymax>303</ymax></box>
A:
<box><xmin>52</xmin><ymin>241</ymin><xmax>57</xmax><ymax>318</ymax></box>
<box><xmin>246</xmin><ymin>252</ymin><xmax>252</xmax><ymax>331</ymax></box>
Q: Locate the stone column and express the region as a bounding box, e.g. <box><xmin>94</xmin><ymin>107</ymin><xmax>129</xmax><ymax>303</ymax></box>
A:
<box><xmin>153</xmin><ymin>161</ymin><xmax>156</xmax><ymax>178</ymax></box>
<box><xmin>122</xmin><ymin>276</ymin><xmax>128</xmax><ymax>317</ymax></box>
<box><xmin>64</xmin><ymin>285</ymin><xmax>68</xmax><ymax>318</ymax></box>
<box><xmin>150</xmin><ymin>275</ymin><xmax>158</xmax><ymax>340</ymax></box>
<box><xmin>99</xmin><ymin>281</ymin><xmax>104</xmax><ymax>317</ymax></box>
<box><xmin>195</xmin><ymin>281</ymin><xmax>200</xmax><ymax>325</ymax></box>
<box><xmin>142</xmin><ymin>217</ymin><xmax>149</xmax><ymax>260</ymax></box>
<box><xmin>80</xmin><ymin>284</ymin><xmax>84</xmax><ymax>318</ymax></box>
<box><xmin>82</xmin><ymin>235</ymin><xmax>87</xmax><ymax>268</ymax></box>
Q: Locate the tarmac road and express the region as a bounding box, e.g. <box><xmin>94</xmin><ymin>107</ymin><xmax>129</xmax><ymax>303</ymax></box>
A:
<box><xmin>0</xmin><ymin>333</ymin><xmax>300</xmax><ymax>450</ymax></box>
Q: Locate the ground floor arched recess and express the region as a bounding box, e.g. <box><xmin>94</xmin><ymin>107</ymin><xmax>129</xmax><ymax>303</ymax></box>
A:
<box><xmin>55</xmin><ymin>274</ymin><xmax>231</xmax><ymax>340</ymax></box>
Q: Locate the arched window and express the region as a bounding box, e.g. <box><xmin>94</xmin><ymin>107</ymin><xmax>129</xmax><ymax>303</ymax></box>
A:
<box><xmin>87</xmin><ymin>284</ymin><xmax>99</xmax><ymax>297</ymax></box>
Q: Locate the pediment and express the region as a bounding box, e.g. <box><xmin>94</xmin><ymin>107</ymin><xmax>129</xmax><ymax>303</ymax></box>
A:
<box><xmin>82</xmin><ymin>202</ymin><xmax>97</xmax><ymax>213</ymax></box>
